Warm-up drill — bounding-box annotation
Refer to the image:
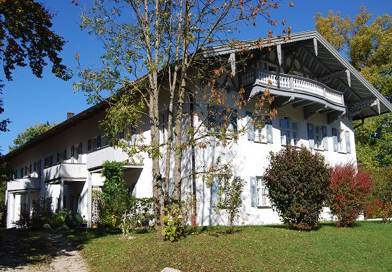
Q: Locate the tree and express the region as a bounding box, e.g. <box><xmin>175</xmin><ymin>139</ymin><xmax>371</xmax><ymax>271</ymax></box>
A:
<box><xmin>263</xmin><ymin>147</ymin><xmax>330</xmax><ymax>230</ymax></box>
<box><xmin>76</xmin><ymin>0</ymin><xmax>288</xmax><ymax>228</ymax></box>
<box><xmin>0</xmin><ymin>0</ymin><xmax>70</xmax><ymax>135</ymax></box>
<box><xmin>315</xmin><ymin>8</ymin><xmax>392</xmax><ymax>169</ymax></box>
<box><xmin>99</xmin><ymin>161</ymin><xmax>130</xmax><ymax>228</ymax></box>
<box><xmin>9</xmin><ymin>123</ymin><xmax>55</xmax><ymax>151</ymax></box>
<box><xmin>329</xmin><ymin>164</ymin><xmax>372</xmax><ymax>227</ymax></box>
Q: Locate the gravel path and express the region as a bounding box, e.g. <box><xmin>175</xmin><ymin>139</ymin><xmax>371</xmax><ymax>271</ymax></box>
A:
<box><xmin>0</xmin><ymin>232</ymin><xmax>88</xmax><ymax>272</ymax></box>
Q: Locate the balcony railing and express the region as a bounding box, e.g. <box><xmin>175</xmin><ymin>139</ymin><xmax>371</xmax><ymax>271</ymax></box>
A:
<box><xmin>242</xmin><ymin>70</ymin><xmax>345</xmax><ymax>107</ymax></box>
<box><xmin>7</xmin><ymin>178</ymin><xmax>41</xmax><ymax>191</ymax></box>
<box><xmin>86</xmin><ymin>146</ymin><xmax>138</xmax><ymax>170</ymax></box>
<box><xmin>43</xmin><ymin>163</ymin><xmax>88</xmax><ymax>182</ymax></box>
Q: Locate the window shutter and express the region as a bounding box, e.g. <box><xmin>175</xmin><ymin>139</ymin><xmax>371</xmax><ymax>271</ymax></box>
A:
<box><xmin>250</xmin><ymin>176</ymin><xmax>258</xmax><ymax>207</ymax></box>
<box><xmin>266</xmin><ymin>124</ymin><xmax>273</xmax><ymax>143</ymax></box>
<box><xmin>211</xmin><ymin>181</ymin><xmax>218</xmax><ymax>207</ymax></box>
<box><xmin>345</xmin><ymin>131</ymin><xmax>351</xmax><ymax>153</ymax></box>
<box><xmin>247</xmin><ymin>113</ymin><xmax>255</xmax><ymax>141</ymax></box>
<box><xmin>322</xmin><ymin>126</ymin><xmax>328</xmax><ymax>150</ymax></box>
<box><xmin>307</xmin><ymin>123</ymin><xmax>314</xmax><ymax>149</ymax></box>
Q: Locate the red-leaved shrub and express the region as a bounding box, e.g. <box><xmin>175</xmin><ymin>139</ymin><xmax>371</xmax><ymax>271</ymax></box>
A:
<box><xmin>329</xmin><ymin>164</ymin><xmax>372</xmax><ymax>227</ymax></box>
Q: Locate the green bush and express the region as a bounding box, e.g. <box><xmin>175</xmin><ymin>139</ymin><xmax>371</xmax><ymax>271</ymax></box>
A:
<box><xmin>162</xmin><ymin>203</ymin><xmax>188</xmax><ymax>241</ymax></box>
<box><xmin>65</xmin><ymin>212</ymin><xmax>84</xmax><ymax>228</ymax></box>
<box><xmin>120</xmin><ymin>197</ymin><xmax>154</xmax><ymax>235</ymax></box>
<box><xmin>263</xmin><ymin>147</ymin><xmax>330</xmax><ymax>230</ymax></box>
<box><xmin>48</xmin><ymin>211</ymin><xmax>67</xmax><ymax>229</ymax></box>
<box><xmin>99</xmin><ymin>161</ymin><xmax>131</xmax><ymax>228</ymax></box>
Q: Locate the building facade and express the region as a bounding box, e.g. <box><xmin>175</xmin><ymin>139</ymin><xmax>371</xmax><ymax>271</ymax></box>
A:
<box><xmin>4</xmin><ymin>32</ymin><xmax>392</xmax><ymax>228</ymax></box>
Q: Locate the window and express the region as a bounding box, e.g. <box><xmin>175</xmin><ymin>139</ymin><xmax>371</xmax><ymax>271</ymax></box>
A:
<box><xmin>247</xmin><ymin>113</ymin><xmax>273</xmax><ymax>144</ymax></box>
<box><xmin>96</xmin><ymin>135</ymin><xmax>102</xmax><ymax>149</ymax></box>
<box><xmin>211</xmin><ymin>179</ymin><xmax>219</xmax><ymax>208</ymax></box>
<box><xmin>77</xmin><ymin>142</ymin><xmax>83</xmax><ymax>154</ymax></box>
<box><xmin>314</xmin><ymin>125</ymin><xmax>328</xmax><ymax>150</ymax></box>
<box><xmin>20</xmin><ymin>168</ymin><xmax>23</xmax><ymax>178</ymax></box>
<box><xmin>280</xmin><ymin>117</ymin><xmax>298</xmax><ymax>146</ymax></box>
<box><xmin>71</xmin><ymin>145</ymin><xmax>75</xmax><ymax>157</ymax></box>
<box><xmin>250</xmin><ymin>177</ymin><xmax>270</xmax><ymax>207</ymax></box>
<box><xmin>37</xmin><ymin>159</ymin><xmax>42</xmax><ymax>176</ymax></box>
<box><xmin>345</xmin><ymin>131</ymin><xmax>351</xmax><ymax>153</ymax></box>
<box><xmin>332</xmin><ymin>128</ymin><xmax>344</xmax><ymax>152</ymax></box>
<box><xmin>63</xmin><ymin>149</ymin><xmax>67</xmax><ymax>161</ymax></box>
<box><xmin>56</xmin><ymin>152</ymin><xmax>60</xmax><ymax>163</ymax></box>
<box><xmin>29</xmin><ymin>164</ymin><xmax>32</xmax><ymax>174</ymax></box>
<box><xmin>33</xmin><ymin>162</ymin><xmax>37</xmax><ymax>172</ymax></box>
<box><xmin>87</xmin><ymin>139</ymin><xmax>92</xmax><ymax>152</ymax></box>
<box><xmin>44</xmin><ymin>155</ymin><xmax>53</xmax><ymax>168</ymax></box>
<box><xmin>207</xmin><ymin>105</ymin><xmax>237</xmax><ymax>137</ymax></box>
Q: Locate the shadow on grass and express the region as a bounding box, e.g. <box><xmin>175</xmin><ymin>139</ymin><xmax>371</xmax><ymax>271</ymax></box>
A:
<box><xmin>0</xmin><ymin>227</ymin><xmax>113</xmax><ymax>270</ymax></box>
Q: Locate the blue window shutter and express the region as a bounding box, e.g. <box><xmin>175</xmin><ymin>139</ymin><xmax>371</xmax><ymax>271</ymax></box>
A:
<box><xmin>250</xmin><ymin>177</ymin><xmax>258</xmax><ymax>207</ymax></box>
<box><xmin>247</xmin><ymin>113</ymin><xmax>255</xmax><ymax>141</ymax></box>
<box><xmin>322</xmin><ymin>126</ymin><xmax>328</xmax><ymax>150</ymax></box>
<box><xmin>345</xmin><ymin>131</ymin><xmax>351</xmax><ymax>153</ymax></box>
<box><xmin>211</xmin><ymin>181</ymin><xmax>218</xmax><ymax>207</ymax></box>
<box><xmin>307</xmin><ymin>123</ymin><xmax>314</xmax><ymax>148</ymax></box>
<box><xmin>266</xmin><ymin>124</ymin><xmax>273</xmax><ymax>143</ymax></box>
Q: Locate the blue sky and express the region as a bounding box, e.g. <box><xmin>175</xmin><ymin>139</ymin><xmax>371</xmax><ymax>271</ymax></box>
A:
<box><xmin>0</xmin><ymin>0</ymin><xmax>391</xmax><ymax>153</ymax></box>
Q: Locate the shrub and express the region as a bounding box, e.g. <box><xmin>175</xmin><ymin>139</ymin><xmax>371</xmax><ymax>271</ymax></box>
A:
<box><xmin>100</xmin><ymin>161</ymin><xmax>131</xmax><ymax>228</ymax></box>
<box><xmin>120</xmin><ymin>197</ymin><xmax>154</xmax><ymax>236</ymax></box>
<box><xmin>48</xmin><ymin>211</ymin><xmax>67</xmax><ymax>229</ymax></box>
<box><xmin>162</xmin><ymin>203</ymin><xmax>188</xmax><ymax>241</ymax></box>
<box><xmin>65</xmin><ymin>212</ymin><xmax>84</xmax><ymax>228</ymax></box>
<box><xmin>212</xmin><ymin>165</ymin><xmax>244</xmax><ymax>231</ymax></box>
<box><xmin>329</xmin><ymin>164</ymin><xmax>372</xmax><ymax>227</ymax></box>
<box><xmin>263</xmin><ymin>147</ymin><xmax>330</xmax><ymax>230</ymax></box>
<box><xmin>367</xmin><ymin>167</ymin><xmax>392</xmax><ymax>222</ymax></box>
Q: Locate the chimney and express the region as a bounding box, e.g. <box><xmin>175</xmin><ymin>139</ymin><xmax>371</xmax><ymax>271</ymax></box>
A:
<box><xmin>67</xmin><ymin>112</ymin><xmax>75</xmax><ymax>119</ymax></box>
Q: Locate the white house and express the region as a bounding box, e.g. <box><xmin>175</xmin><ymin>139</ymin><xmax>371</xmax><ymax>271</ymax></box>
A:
<box><xmin>4</xmin><ymin>31</ymin><xmax>392</xmax><ymax>228</ymax></box>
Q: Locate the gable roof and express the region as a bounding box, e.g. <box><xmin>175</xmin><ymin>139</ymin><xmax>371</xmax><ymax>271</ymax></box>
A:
<box><xmin>4</xmin><ymin>31</ymin><xmax>391</xmax><ymax>160</ymax></box>
<box><xmin>204</xmin><ymin>31</ymin><xmax>392</xmax><ymax>119</ymax></box>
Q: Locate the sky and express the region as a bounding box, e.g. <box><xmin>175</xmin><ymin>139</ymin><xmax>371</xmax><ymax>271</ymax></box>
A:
<box><xmin>0</xmin><ymin>0</ymin><xmax>391</xmax><ymax>153</ymax></box>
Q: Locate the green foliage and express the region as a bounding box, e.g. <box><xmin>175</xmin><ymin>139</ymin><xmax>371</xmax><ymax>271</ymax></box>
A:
<box><xmin>48</xmin><ymin>211</ymin><xmax>67</xmax><ymax>229</ymax></box>
<box><xmin>0</xmin><ymin>0</ymin><xmax>70</xmax><ymax>133</ymax></box>
<box><xmin>315</xmin><ymin>8</ymin><xmax>392</xmax><ymax>169</ymax></box>
<box><xmin>329</xmin><ymin>164</ymin><xmax>373</xmax><ymax>227</ymax></box>
<box><xmin>120</xmin><ymin>197</ymin><xmax>154</xmax><ymax>236</ymax></box>
<box><xmin>9</xmin><ymin>122</ymin><xmax>55</xmax><ymax>151</ymax></box>
<box><xmin>263</xmin><ymin>147</ymin><xmax>330</xmax><ymax>230</ymax></box>
<box><xmin>367</xmin><ymin>167</ymin><xmax>392</xmax><ymax>222</ymax></box>
<box><xmin>209</xmin><ymin>165</ymin><xmax>244</xmax><ymax>229</ymax></box>
<box><xmin>65</xmin><ymin>212</ymin><xmax>84</xmax><ymax>228</ymax></box>
<box><xmin>162</xmin><ymin>203</ymin><xmax>188</xmax><ymax>242</ymax></box>
<box><xmin>99</xmin><ymin>161</ymin><xmax>130</xmax><ymax>228</ymax></box>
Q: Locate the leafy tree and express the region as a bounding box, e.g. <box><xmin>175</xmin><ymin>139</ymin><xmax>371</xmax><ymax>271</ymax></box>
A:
<box><xmin>76</xmin><ymin>0</ymin><xmax>287</xmax><ymax>229</ymax></box>
<box><xmin>9</xmin><ymin>123</ymin><xmax>55</xmax><ymax>151</ymax></box>
<box><xmin>329</xmin><ymin>164</ymin><xmax>372</xmax><ymax>227</ymax></box>
<box><xmin>100</xmin><ymin>161</ymin><xmax>130</xmax><ymax>228</ymax></box>
<box><xmin>315</xmin><ymin>8</ymin><xmax>392</xmax><ymax>169</ymax></box>
<box><xmin>0</xmin><ymin>0</ymin><xmax>70</xmax><ymax>135</ymax></box>
<box><xmin>263</xmin><ymin>147</ymin><xmax>330</xmax><ymax>230</ymax></box>
<box><xmin>366</xmin><ymin>167</ymin><xmax>392</xmax><ymax>223</ymax></box>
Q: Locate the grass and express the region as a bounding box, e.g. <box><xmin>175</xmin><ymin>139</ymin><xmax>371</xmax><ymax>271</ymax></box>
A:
<box><xmin>75</xmin><ymin>222</ymin><xmax>392</xmax><ymax>272</ymax></box>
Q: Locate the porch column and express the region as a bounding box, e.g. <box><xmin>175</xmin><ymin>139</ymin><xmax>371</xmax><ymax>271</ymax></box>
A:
<box><xmin>87</xmin><ymin>172</ymin><xmax>92</xmax><ymax>228</ymax></box>
<box><xmin>6</xmin><ymin>192</ymin><xmax>14</xmax><ymax>228</ymax></box>
<box><xmin>59</xmin><ymin>178</ymin><xmax>64</xmax><ymax>211</ymax></box>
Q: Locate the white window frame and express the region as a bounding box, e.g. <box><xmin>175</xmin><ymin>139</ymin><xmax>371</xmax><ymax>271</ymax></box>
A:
<box><xmin>256</xmin><ymin>177</ymin><xmax>270</xmax><ymax>208</ymax></box>
<box><xmin>280</xmin><ymin>117</ymin><xmax>299</xmax><ymax>147</ymax></box>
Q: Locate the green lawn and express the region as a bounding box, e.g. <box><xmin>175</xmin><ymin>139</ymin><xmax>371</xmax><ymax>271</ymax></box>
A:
<box><xmin>76</xmin><ymin>222</ymin><xmax>392</xmax><ymax>272</ymax></box>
